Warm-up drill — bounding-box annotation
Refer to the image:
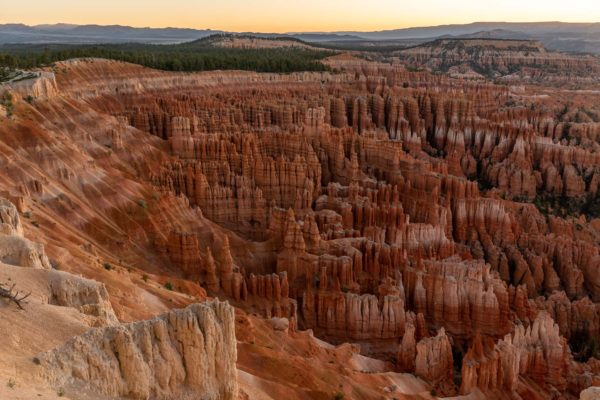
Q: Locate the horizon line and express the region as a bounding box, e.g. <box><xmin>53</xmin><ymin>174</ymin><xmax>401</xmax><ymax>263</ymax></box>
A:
<box><xmin>2</xmin><ymin>20</ymin><xmax>600</xmax><ymax>34</ymax></box>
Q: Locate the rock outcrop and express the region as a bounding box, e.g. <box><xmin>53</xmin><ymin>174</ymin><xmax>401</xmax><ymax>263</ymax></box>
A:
<box><xmin>415</xmin><ymin>328</ymin><xmax>454</xmax><ymax>385</ymax></box>
<box><xmin>460</xmin><ymin>312</ymin><xmax>570</xmax><ymax>395</ymax></box>
<box><xmin>41</xmin><ymin>301</ymin><xmax>237</xmax><ymax>400</ymax></box>
<box><xmin>0</xmin><ymin>198</ymin><xmax>50</xmax><ymax>269</ymax></box>
<box><xmin>49</xmin><ymin>272</ymin><xmax>119</xmax><ymax>327</ymax></box>
<box><xmin>397</xmin><ymin>39</ymin><xmax>600</xmax><ymax>85</ymax></box>
<box><xmin>0</xmin><ymin>197</ymin><xmax>24</xmax><ymax>236</ymax></box>
<box><xmin>580</xmin><ymin>387</ymin><xmax>600</xmax><ymax>400</ymax></box>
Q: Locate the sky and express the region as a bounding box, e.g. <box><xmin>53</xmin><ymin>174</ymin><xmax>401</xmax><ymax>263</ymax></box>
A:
<box><xmin>1</xmin><ymin>0</ymin><xmax>600</xmax><ymax>32</ymax></box>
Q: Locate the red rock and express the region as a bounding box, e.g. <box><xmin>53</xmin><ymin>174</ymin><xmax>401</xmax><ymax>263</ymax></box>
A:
<box><xmin>415</xmin><ymin>327</ymin><xmax>454</xmax><ymax>385</ymax></box>
<box><xmin>2</xmin><ymin>56</ymin><xmax>599</xmax><ymax>398</ymax></box>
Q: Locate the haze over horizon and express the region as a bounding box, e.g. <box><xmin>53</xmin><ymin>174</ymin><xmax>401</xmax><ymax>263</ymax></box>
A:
<box><xmin>2</xmin><ymin>0</ymin><xmax>600</xmax><ymax>33</ymax></box>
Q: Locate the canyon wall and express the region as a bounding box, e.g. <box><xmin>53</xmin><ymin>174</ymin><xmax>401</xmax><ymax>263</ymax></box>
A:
<box><xmin>1</xmin><ymin>54</ymin><xmax>599</xmax><ymax>398</ymax></box>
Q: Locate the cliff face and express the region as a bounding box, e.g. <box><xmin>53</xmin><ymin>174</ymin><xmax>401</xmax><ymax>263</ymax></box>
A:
<box><xmin>0</xmin><ymin>199</ymin><xmax>116</xmax><ymax>330</ymax></box>
<box><xmin>41</xmin><ymin>301</ymin><xmax>237</xmax><ymax>400</ymax></box>
<box><xmin>0</xmin><ymin>198</ymin><xmax>51</xmax><ymax>269</ymax></box>
<box><xmin>0</xmin><ymin>197</ymin><xmax>24</xmax><ymax>235</ymax></box>
<box><xmin>0</xmin><ymin>196</ymin><xmax>237</xmax><ymax>400</ymax></box>
<box><xmin>1</xmin><ymin>71</ymin><xmax>59</xmax><ymax>99</ymax></box>
<box><xmin>397</xmin><ymin>39</ymin><xmax>600</xmax><ymax>85</ymax></box>
<box><xmin>0</xmin><ymin>55</ymin><xmax>599</xmax><ymax>399</ymax></box>
<box><xmin>415</xmin><ymin>328</ymin><xmax>454</xmax><ymax>386</ymax></box>
<box><xmin>49</xmin><ymin>272</ymin><xmax>119</xmax><ymax>327</ymax></box>
<box><xmin>460</xmin><ymin>312</ymin><xmax>571</xmax><ymax>395</ymax></box>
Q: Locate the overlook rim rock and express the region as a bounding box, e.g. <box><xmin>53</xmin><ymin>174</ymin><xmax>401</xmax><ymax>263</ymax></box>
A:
<box><xmin>0</xmin><ymin>34</ymin><xmax>599</xmax><ymax>400</ymax></box>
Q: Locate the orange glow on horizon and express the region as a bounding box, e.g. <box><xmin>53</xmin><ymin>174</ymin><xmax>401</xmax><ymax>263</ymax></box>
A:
<box><xmin>1</xmin><ymin>0</ymin><xmax>599</xmax><ymax>33</ymax></box>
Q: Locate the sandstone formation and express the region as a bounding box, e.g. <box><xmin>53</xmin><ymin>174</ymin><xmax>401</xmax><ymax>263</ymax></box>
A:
<box><xmin>0</xmin><ymin>198</ymin><xmax>115</xmax><ymax>329</ymax></box>
<box><xmin>41</xmin><ymin>301</ymin><xmax>237</xmax><ymax>400</ymax></box>
<box><xmin>49</xmin><ymin>272</ymin><xmax>119</xmax><ymax>327</ymax></box>
<box><xmin>0</xmin><ymin>198</ymin><xmax>50</xmax><ymax>269</ymax></box>
<box><xmin>0</xmin><ymin>47</ymin><xmax>598</xmax><ymax>399</ymax></box>
<box><xmin>397</xmin><ymin>39</ymin><xmax>600</xmax><ymax>85</ymax></box>
<box><xmin>0</xmin><ymin>197</ymin><xmax>238</xmax><ymax>400</ymax></box>
<box><xmin>460</xmin><ymin>312</ymin><xmax>571</xmax><ymax>395</ymax></box>
<box><xmin>580</xmin><ymin>387</ymin><xmax>600</xmax><ymax>400</ymax></box>
<box><xmin>210</xmin><ymin>35</ymin><xmax>320</xmax><ymax>50</ymax></box>
<box><xmin>415</xmin><ymin>328</ymin><xmax>454</xmax><ymax>386</ymax></box>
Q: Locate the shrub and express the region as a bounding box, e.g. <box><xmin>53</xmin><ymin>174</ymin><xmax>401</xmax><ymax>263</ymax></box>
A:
<box><xmin>2</xmin><ymin>91</ymin><xmax>14</xmax><ymax>118</ymax></box>
<box><xmin>7</xmin><ymin>378</ymin><xmax>15</xmax><ymax>389</ymax></box>
<box><xmin>164</xmin><ymin>282</ymin><xmax>173</xmax><ymax>291</ymax></box>
<box><xmin>334</xmin><ymin>393</ymin><xmax>344</xmax><ymax>400</ymax></box>
<box><xmin>32</xmin><ymin>357</ymin><xmax>40</xmax><ymax>365</ymax></box>
<box><xmin>137</xmin><ymin>199</ymin><xmax>147</xmax><ymax>209</ymax></box>
<box><xmin>103</xmin><ymin>262</ymin><xmax>112</xmax><ymax>271</ymax></box>
<box><xmin>57</xmin><ymin>388</ymin><xmax>65</xmax><ymax>397</ymax></box>
<box><xmin>142</xmin><ymin>274</ymin><xmax>149</xmax><ymax>282</ymax></box>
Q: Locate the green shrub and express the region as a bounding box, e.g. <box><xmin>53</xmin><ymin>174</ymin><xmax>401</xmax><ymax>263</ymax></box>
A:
<box><xmin>164</xmin><ymin>282</ymin><xmax>173</xmax><ymax>291</ymax></box>
<box><xmin>103</xmin><ymin>262</ymin><xmax>112</xmax><ymax>271</ymax></box>
<box><xmin>2</xmin><ymin>92</ymin><xmax>13</xmax><ymax>103</ymax></box>
<box><xmin>1</xmin><ymin>91</ymin><xmax>14</xmax><ymax>118</ymax></box>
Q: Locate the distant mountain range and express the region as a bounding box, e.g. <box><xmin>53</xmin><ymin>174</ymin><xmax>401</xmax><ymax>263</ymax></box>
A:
<box><xmin>303</xmin><ymin>22</ymin><xmax>600</xmax><ymax>53</ymax></box>
<box><xmin>319</xmin><ymin>22</ymin><xmax>600</xmax><ymax>39</ymax></box>
<box><xmin>0</xmin><ymin>23</ymin><xmax>223</xmax><ymax>44</ymax></box>
<box><xmin>1</xmin><ymin>22</ymin><xmax>600</xmax><ymax>53</ymax></box>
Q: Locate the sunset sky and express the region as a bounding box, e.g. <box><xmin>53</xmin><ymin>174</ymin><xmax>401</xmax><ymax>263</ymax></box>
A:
<box><xmin>2</xmin><ymin>0</ymin><xmax>599</xmax><ymax>32</ymax></box>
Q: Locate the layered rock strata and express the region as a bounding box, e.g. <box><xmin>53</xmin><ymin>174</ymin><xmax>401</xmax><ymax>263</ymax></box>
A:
<box><xmin>41</xmin><ymin>301</ymin><xmax>237</xmax><ymax>400</ymax></box>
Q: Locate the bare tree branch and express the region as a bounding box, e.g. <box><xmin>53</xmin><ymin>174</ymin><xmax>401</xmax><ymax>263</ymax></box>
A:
<box><xmin>0</xmin><ymin>282</ymin><xmax>31</xmax><ymax>310</ymax></box>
